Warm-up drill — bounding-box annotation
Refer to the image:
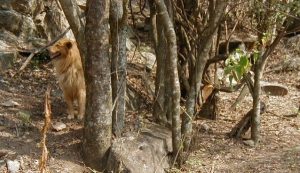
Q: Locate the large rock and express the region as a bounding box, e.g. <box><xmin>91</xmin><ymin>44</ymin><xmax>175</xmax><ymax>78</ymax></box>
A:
<box><xmin>43</xmin><ymin>0</ymin><xmax>74</xmax><ymax>40</ymax></box>
<box><xmin>0</xmin><ymin>0</ymin><xmax>85</xmax><ymax>71</ymax></box>
<box><xmin>0</xmin><ymin>0</ymin><xmax>38</xmax><ymax>15</ymax></box>
<box><xmin>107</xmin><ymin>124</ymin><xmax>172</xmax><ymax>173</ymax></box>
<box><xmin>0</xmin><ymin>10</ymin><xmax>23</xmax><ymax>36</ymax></box>
<box><xmin>0</xmin><ymin>52</ymin><xmax>16</xmax><ymax>71</ymax></box>
<box><xmin>286</xmin><ymin>35</ymin><xmax>300</xmax><ymax>56</ymax></box>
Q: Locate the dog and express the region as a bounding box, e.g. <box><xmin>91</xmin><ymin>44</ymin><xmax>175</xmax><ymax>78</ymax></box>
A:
<box><xmin>48</xmin><ymin>38</ymin><xmax>86</xmax><ymax>120</ymax></box>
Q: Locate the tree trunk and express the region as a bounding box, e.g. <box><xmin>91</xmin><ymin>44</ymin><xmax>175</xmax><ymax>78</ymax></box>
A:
<box><xmin>148</xmin><ymin>0</ymin><xmax>157</xmax><ymax>47</ymax></box>
<box><xmin>251</xmin><ymin>62</ymin><xmax>262</xmax><ymax>143</ymax></box>
<box><xmin>181</xmin><ymin>0</ymin><xmax>227</xmax><ymax>151</ymax></box>
<box><xmin>152</xmin><ymin>4</ymin><xmax>168</xmax><ymax>124</ymax></box>
<box><xmin>83</xmin><ymin>0</ymin><xmax>112</xmax><ymax>171</ymax></box>
<box><xmin>110</xmin><ymin>0</ymin><xmax>128</xmax><ymax>137</ymax></box>
<box><xmin>58</xmin><ymin>0</ymin><xmax>87</xmax><ymax>61</ymax></box>
<box><xmin>154</xmin><ymin>0</ymin><xmax>181</xmax><ymax>163</ymax></box>
<box><xmin>251</xmin><ymin>30</ymin><xmax>285</xmax><ymax>144</ymax></box>
<box><xmin>251</xmin><ymin>0</ymin><xmax>287</xmax><ymax>144</ymax></box>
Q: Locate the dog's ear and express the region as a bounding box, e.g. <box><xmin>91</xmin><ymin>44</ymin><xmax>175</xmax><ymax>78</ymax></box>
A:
<box><xmin>65</xmin><ymin>41</ymin><xmax>73</xmax><ymax>49</ymax></box>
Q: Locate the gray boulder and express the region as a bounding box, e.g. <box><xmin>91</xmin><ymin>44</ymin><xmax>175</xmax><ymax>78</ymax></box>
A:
<box><xmin>107</xmin><ymin>124</ymin><xmax>172</xmax><ymax>173</ymax></box>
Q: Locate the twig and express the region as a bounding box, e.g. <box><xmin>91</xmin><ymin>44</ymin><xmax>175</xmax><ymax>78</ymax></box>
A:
<box><xmin>14</xmin><ymin>124</ymin><xmax>19</xmax><ymax>137</ymax></box>
<box><xmin>210</xmin><ymin>160</ymin><xmax>215</xmax><ymax>173</ymax></box>
<box><xmin>39</xmin><ymin>87</ymin><xmax>52</xmax><ymax>173</ymax></box>
<box><xmin>19</xmin><ymin>27</ymin><xmax>71</xmax><ymax>71</ymax></box>
<box><xmin>154</xmin><ymin>153</ymin><xmax>168</xmax><ymax>173</ymax></box>
<box><xmin>139</xmin><ymin>0</ymin><xmax>147</xmax><ymax>18</ymax></box>
<box><xmin>129</xmin><ymin>0</ymin><xmax>136</xmax><ymax>28</ymax></box>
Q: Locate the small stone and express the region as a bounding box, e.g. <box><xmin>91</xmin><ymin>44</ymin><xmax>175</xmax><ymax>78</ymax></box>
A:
<box><xmin>200</xmin><ymin>123</ymin><xmax>210</xmax><ymax>132</ymax></box>
<box><xmin>126</xmin><ymin>38</ymin><xmax>135</xmax><ymax>51</ymax></box>
<box><xmin>261</xmin><ymin>81</ymin><xmax>288</xmax><ymax>96</ymax></box>
<box><xmin>33</xmin><ymin>159</ymin><xmax>39</xmax><ymax>165</ymax></box>
<box><xmin>1</xmin><ymin>100</ymin><xmax>20</xmax><ymax>107</ymax></box>
<box><xmin>52</xmin><ymin>122</ymin><xmax>67</xmax><ymax>131</ymax></box>
<box><xmin>141</xmin><ymin>52</ymin><xmax>156</xmax><ymax>70</ymax></box>
<box><xmin>291</xmin><ymin>145</ymin><xmax>300</xmax><ymax>151</ymax></box>
<box><xmin>243</xmin><ymin>139</ymin><xmax>256</xmax><ymax>147</ymax></box>
<box><xmin>6</xmin><ymin>159</ymin><xmax>20</xmax><ymax>173</ymax></box>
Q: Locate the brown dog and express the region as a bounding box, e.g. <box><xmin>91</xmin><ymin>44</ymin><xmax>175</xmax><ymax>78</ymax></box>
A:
<box><xmin>48</xmin><ymin>38</ymin><xmax>86</xmax><ymax>120</ymax></box>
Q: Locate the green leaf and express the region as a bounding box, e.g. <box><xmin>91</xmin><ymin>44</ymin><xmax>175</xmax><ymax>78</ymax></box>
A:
<box><xmin>240</xmin><ymin>56</ymin><xmax>249</xmax><ymax>67</ymax></box>
<box><xmin>224</xmin><ymin>66</ymin><xmax>233</xmax><ymax>75</ymax></box>
<box><xmin>236</xmin><ymin>66</ymin><xmax>243</xmax><ymax>80</ymax></box>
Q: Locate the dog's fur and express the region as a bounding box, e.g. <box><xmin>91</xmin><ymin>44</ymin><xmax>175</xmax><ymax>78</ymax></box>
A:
<box><xmin>48</xmin><ymin>38</ymin><xmax>86</xmax><ymax>120</ymax></box>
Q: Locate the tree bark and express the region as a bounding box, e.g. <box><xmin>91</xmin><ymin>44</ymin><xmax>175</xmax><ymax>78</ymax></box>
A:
<box><xmin>152</xmin><ymin>3</ymin><xmax>168</xmax><ymax>124</ymax></box>
<box><xmin>181</xmin><ymin>0</ymin><xmax>227</xmax><ymax>151</ymax></box>
<box><xmin>83</xmin><ymin>0</ymin><xmax>112</xmax><ymax>170</ymax></box>
<box><xmin>251</xmin><ymin>30</ymin><xmax>285</xmax><ymax>143</ymax></box>
<box><xmin>155</xmin><ymin>0</ymin><xmax>181</xmax><ymax>163</ymax></box>
<box><xmin>110</xmin><ymin>0</ymin><xmax>128</xmax><ymax>137</ymax></box>
<box><xmin>58</xmin><ymin>0</ymin><xmax>87</xmax><ymax>61</ymax></box>
<box><xmin>251</xmin><ymin>0</ymin><xmax>288</xmax><ymax>144</ymax></box>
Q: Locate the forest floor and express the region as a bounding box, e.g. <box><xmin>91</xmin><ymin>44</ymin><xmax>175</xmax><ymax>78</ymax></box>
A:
<box><xmin>0</xmin><ymin>38</ymin><xmax>300</xmax><ymax>173</ymax></box>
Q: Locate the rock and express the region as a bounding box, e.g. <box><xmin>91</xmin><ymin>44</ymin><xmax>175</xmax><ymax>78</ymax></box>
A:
<box><xmin>6</xmin><ymin>159</ymin><xmax>20</xmax><ymax>173</ymax></box>
<box><xmin>43</xmin><ymin>0</ymin><xmax>73</xmax><ymax>40</ymax></box>
<box><xmin>286</xmin><ymin>35</ymin><xmax>300</xmax><ymax>56</ymax></box>
<box><xmin>107</xmin><ymin>124</ymin><xmax>172</xmax><ymax>173</ymax></box>
<box><xmin>0</xmin><ymin>52</ymin><xmax>16</xmax><ymax>72</ymax></box>
<box><xmin>0</xmin><ymin>0</ymin><xmax>66</xmax><ymax>55</ymax></box>
<box><xmin>1</xmin><ymin>100</ymin><xmax>20</xmax><ymax>107</ymax></box>
<box><xmin>126</xmin><ymin>38</ymin><xmax>135</xmax><ymax>51</ymax></box>
<box><xmin>199</xmin><ymin>123</ymin><xmax>211</xmax><ymax>132</ymax></box>
<box><xmin>77</xmin><ymin>0</ymin><xmax>87</xmax><ymax>11</ymax></box>
<box><xmin>19</xmin><ymin>16</ymin><xmax>37</xmax><ymax>39</ymax></box>
<box><xmin>126</xmin><ymin>87</ymin><xmax>144</xmax><ymax>111</ymax></box>
<box><xmin>291</xmin><ymin>145</ymin><xmax>300</xmax><ymax>152</ymax></box>
<box><xmin>243</xmin><ymin>139</ymin><xmax>256</xmax><ymax>147</ymax></box>
<box><xmin>11</xmin><ymin>0</ymin><xmax>38</xmax><ymax>15</ymax></box>
<box><xmin>127</xmin><ymin>26</ymin><xmax>136</xmax><ymax>39</ymax></box>
<box><xmin>52</xmin><ymin>122</ymin><xmax>67</xmax><ymax>131</ymax></box>
<box><xmin>0</xmin><ymin>10</ymin><xmax>37</xmax><ymax>38</ymax></box>
<box><xmin>0</xmin><ymin>29</ymin><xmax>28</xmax><ymax>50</ymax></box>
<box><xmin>270</xmin><ymin>56</ymin><xmax>300</xmax><ymax>72</ymax></box>
<box><xmin>141</xmin><ymin>52</ymin><xmax>156</xmax><ymax>70</ymax></box>
<box><xmin>0</xmin><ymin>10</ymin><xmax>23</xmax><ymax>35</ymax></box>
<box><xmin>261</xmin><ymin>81</ymin><xmax>288</xmax><ymax>96</ymax></box>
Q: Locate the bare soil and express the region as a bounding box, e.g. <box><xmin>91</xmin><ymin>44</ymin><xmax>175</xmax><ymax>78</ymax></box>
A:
<box><xmin>0</xmin><ymin>42</ymin><xmax>299</xmax><ymax>173</ymax></box>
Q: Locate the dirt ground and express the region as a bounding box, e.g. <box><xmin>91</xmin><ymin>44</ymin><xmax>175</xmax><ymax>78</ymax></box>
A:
<box><xmin>0</xmin><ymin>40</ymin><xmax>300</xmax><ymax>173</ymax></box>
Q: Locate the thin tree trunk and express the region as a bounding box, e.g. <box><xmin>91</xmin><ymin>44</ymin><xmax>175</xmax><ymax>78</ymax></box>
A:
<box><xmin>181</xmin><ymin>0</ymin><xmax>227</xmax><ymax>151</ymax></box>
<box><xmin>153</xmin><ymin>11</ymin><xmax>168</xmax><ymax>124</ymax></box>
<box><xmin>83</xmin><ymin>0</ymin><xmax>112</xmax><ymax>170</ymax></box>
<box><xmin>149</xmin><ymin>0</ymin><xmax>158</xmax><ymax>47</ymax></box>
<box><xmin>251</xmin><ymin>30</ymin><xmax>285</xmax><ymax>143</ymax></box>
<box><xmin>58</xmin><ymin>0</ymin><xmax>87</xmax><ymax>61</ymax></box>
<box><xmin>155</xmin><ymin>0</ymin><xmax>181</xmax><ymax>163</ymax></box>
<box><xmin>251</xmin><ymin>62</ymin><xmax>262</xmax><ymax>143</ymax></box>
<box><xmin>110</xmin><ymin>0</ymin><xmax>128</xmax><ymax>137</ymax></box>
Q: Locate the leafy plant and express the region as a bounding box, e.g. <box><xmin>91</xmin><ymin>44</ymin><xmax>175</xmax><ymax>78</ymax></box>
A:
<box><xmin>224</xmin><ymin>48</ymin><xmax>252</xmax><ymax>86</ymax></box>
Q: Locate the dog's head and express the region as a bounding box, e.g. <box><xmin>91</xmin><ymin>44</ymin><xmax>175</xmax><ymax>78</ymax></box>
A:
<box><xmin>48</xmin><ymin>39</ymin><xmax>73</xmax><ymax>61</ymax></box>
